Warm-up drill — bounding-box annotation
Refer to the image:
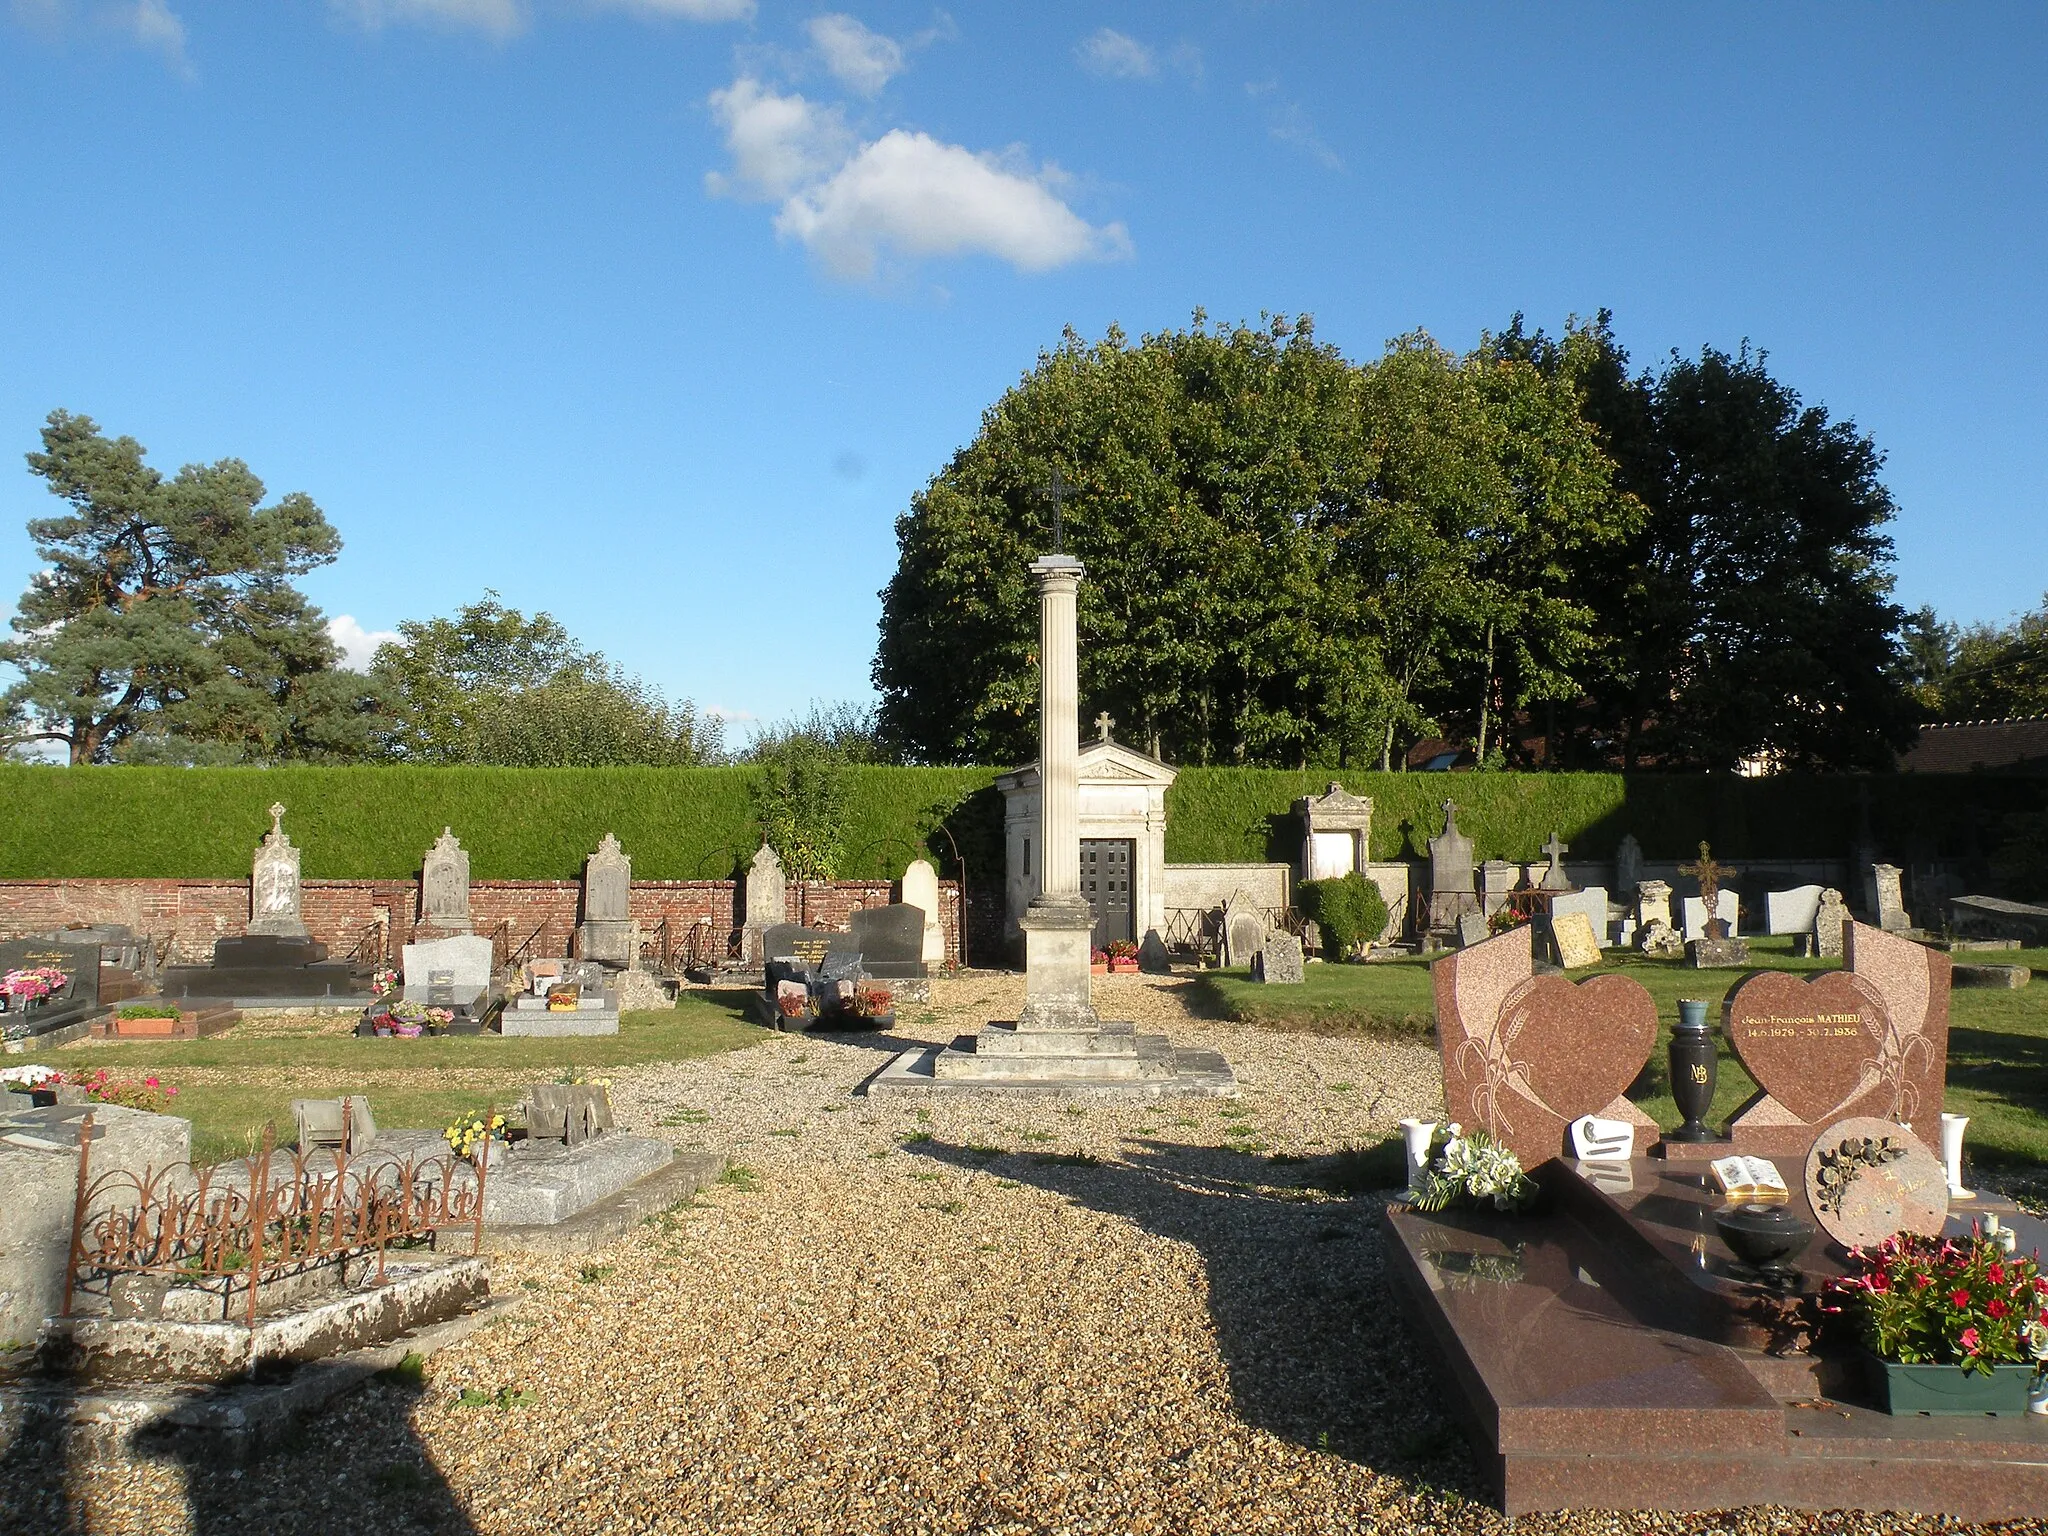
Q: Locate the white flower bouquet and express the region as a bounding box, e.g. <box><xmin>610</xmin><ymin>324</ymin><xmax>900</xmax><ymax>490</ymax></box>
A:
<box><xmin>1407</xmin><ymin>1122</ymin><xmax>1540</xmax><ymax>1214</ymax></box>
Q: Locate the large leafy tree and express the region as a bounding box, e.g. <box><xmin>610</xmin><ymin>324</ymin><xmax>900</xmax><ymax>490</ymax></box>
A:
<box><xmin>1</xmin><ymin>411</ymin><xmax>375</xmax><ymax>764</ymax></box>
<box><xmin>368</xmin><ymin>593</ymin><xmax>721</xmax><ymax>766</ymax></box>
<box><xmin>1931</xmin><ymin>597</ymin><xmax>2048</xmax><ymax>721</ymax></box>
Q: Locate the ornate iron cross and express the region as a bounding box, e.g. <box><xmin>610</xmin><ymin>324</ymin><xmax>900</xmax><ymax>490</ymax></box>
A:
<box><xmin>1041</xmin><ymin>466</ymin><xmax>1073</xmax><ymax>553</ymax></box>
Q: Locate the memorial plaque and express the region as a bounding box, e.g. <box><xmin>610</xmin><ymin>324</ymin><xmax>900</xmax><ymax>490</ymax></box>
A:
<box><xmin>1803</xmin><ymin>1116</ymin><xmax>1948</xmax><ymax>1249</ymax></box>
<box><xmin>1548</xmin><ymin>911</ymin><xmax>1603</xmax><ymax>970</ymax></box>
<box><xmin>1570</xmin><ymin>1114</ymin><xmax>1634</xmax><ymax>1162</ymax></box>
<box><xmin>1725</xmin><ymin>921</ymin><xmax>1951</xmax><ymax>1156</ymax></box>
<box><xmin>1433</xmin><ymin>926</ymin><xmax>1659</xmax><ymax>1169</ymax></box>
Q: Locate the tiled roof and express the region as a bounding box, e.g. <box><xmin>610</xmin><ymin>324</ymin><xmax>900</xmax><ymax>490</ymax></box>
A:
<box><xmin>1899</xmin><ymin>717</ymin><xmax>2048</xmax><ymax>773</ymax></box>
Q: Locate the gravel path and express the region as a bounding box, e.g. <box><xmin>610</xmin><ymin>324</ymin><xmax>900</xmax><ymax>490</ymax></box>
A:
<box><xmin>2</xmin><ymin>975</ymin><xmax>2035</xmax><ymax>1535</ymax></box>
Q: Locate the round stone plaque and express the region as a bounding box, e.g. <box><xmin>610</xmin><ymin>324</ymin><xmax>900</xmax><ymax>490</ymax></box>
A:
<box><xmin>1803</xmin><ymin>1116</ymin><xmax>1949</xmax><ymax>1250</ymax></box>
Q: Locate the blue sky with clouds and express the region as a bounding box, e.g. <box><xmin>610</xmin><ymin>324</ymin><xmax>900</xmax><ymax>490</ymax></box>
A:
<box><xmin>1</xmin><ymin>3</ymin><xmax>2043</xmax><ymax>731</ymax></box>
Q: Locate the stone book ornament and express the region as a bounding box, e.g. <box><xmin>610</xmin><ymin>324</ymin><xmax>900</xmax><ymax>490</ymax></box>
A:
<box><xmin>1432</xmin><ymin>925</ymin><xmax>1659</xmax><ymax>1170</ymax></box>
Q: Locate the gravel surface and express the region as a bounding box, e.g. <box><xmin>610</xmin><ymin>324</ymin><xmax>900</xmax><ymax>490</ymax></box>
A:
<box><xmin>3</xmin><ymin>973</ymin><xmax>2040</xmax><ymax>1535</ymax></box>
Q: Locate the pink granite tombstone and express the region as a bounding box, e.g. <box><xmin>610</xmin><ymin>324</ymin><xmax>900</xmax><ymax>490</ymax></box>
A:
<box><xmin>1432</xmin><ymin>925</ymin><xmax>1659</xmax><ymax>1170</ymax></box>
<box><xmin>1803</xmin><ymin>1116</ymin><xmax>1949</xmax><ymax>1250</ymax></box>
<box><xmin>1724</xmin><ymin>922</ymin><xmax>1951</xmax><ymax>1157</ymax></box>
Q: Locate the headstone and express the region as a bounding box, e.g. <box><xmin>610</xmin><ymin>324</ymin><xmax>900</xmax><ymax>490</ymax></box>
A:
<box><xmin>419</xmin><ymin>827</ymin><xmax>473</xmax><ymax>934</ymax></box>
<box><xmin>849</xmin><ymin>904</ymin><xmax>928</xmax><ymax>979</ymax></box>
<box><xmin>1869</xmin><ymin>863</ymin><xmax>1909</xmax><ymax>933</ymax></box>
<box><xmin>1814</xmin><ymin>888</ymin><xmax>1848</xmax><ymax>958</ymax></box>
<box><xmin>248</xmin><ymin>802</ymin><xmax>309</xmax><ymax>939</ymax></box>
<box><xmin>1613</xmin><ymin>835</ymin><xmax>1644</xmax><ymax>900</ymax></box>
<box><xmin>899</xmin><ymin>859</ymin><xmax>946</xmax><ymax>967</ymax></box>
<box><xmin>520</xmin><ymin>1082</ymin><xmax>615</xmax><ymax>1147</ymax></box>
<box><xmin>0</xmin><ymin>940</ymin><xmax>103</xmax><ymax>1040</ymax></box>
<box><xmin>1635</xmin><ymin>879</ymin><xmax>1673</xmax><ymax>931</ymax></box>
<box><xmin>1678</xmin><ymin>842</ymin><xmax>1738</xmax><ymax>940</ymax></box>
<box><xmin>1679</xmin><ymin>891</ymin><xmax>1741</xmax><ymax>942</ymax></box>
<box><xmin>1426</xmin><ymin>801</ymin><xmax>1479</xmax><ymax>933</ymax></box>
<box><xmin>1478</xmin><ymin>859</ymin><xmax>1517</xmax><ymax>918</ymax></box>
<box><xmin>1537</xmin><ymin>832</ymin><xmax>1573</xmax><ymax>891</ymax></box>
<box><xmin>291</xmin><ymin>1095</ymin><xmax>376</xmax><ymax>1153</ymax></box>
<box><xmin>1803</xmin><ymin>1117</ymin><xmax>1948</xmax><ymax>1249</ymax></box>
<box><xmin>1547</xmin><ymin>911</ymin><xmax>1603</xmax><ymax>970</ymax></box>
<box><xmin>401</xmin><ymin>933</ymin><xmax>494</xmax><ymax>1012</ymax></box>
<box><xmin>1297</xmin><ymin>782</ymin><xmax>1374</xmax><ymax>881</ymax></box>
<box><xmin>1724</xmin><ymin>922</ymin><xmax>1952</xmax><ymax>1156</ymax></box>
<box><xmin>1252</xmin><ymin>931</ymin><xmax>1304</xmax><ymax>985</ymax></box>
<box><xmin>1456</xmin><ymin>909</ymin><xmax>1491</xmax><ymax>949</ymax></box>
<box><xmin>743</xmin><ymin>844</ymin><xmax>786</xmax><ymax>963</ymax></box>
<box><xmin>1764</xmin><ymin>885</ymin><xmax>1825</xmax><ymax>937</ymax></box>
<box><xmin>576</xmin><ymin>833</ymin><xmax>637</xmax><ymax>967</ymax></box>
<box><xmin>1299</xmin><ymin>920</ymin><xmax>1321</xmax><ymax>956</ymax></box>
<box><xmin>1431</xmin><ymin>925</ymin><xmax>1659</xmax><ymax>1169</ymax></box>
<box><xmin>1549</xmin><ymin>887</ymin><xmax>1610</xmax><ymax>946</ymax></box>
<box><xmin>1223</xmin><ymin>905</ymin><xmax>1265</xmax><ymax>969</ymax></box>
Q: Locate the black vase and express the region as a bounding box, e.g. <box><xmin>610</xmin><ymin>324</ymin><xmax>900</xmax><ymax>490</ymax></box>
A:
<box><xmin>1667</xmin><ymin>999</ymin><xmax>1718</xmax><ymax>1142</ymax></box>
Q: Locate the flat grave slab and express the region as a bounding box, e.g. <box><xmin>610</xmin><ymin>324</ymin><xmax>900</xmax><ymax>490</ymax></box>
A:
<box><xmin>869</xmin><ymin>1036</ymin><xmax>1237</xmax><ymax>1099</ymax></box>
<box><xmin>355</xmin><ymin>1131</ymin><xmax>673</xmax><ymax>1226</ymax></box>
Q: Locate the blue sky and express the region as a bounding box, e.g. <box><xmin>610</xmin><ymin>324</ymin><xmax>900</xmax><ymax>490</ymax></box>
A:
<box><xmin>2</xmin><ymin>3</ymin><xmax>2043</xmax><ymax>734</ymax></box>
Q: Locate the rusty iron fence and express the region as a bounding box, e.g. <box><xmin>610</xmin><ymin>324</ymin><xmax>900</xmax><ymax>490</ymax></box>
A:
<box><xmin>63</xmin><ymin>1112</ymin><xmax>488</xmax><ymax>1327</ymax></box>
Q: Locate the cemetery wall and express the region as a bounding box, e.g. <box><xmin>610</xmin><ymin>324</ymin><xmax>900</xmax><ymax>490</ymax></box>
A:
<box><xmin>0</xmin><ymin>877</ymin><xmax>965</xmax><ymax>967</ymax></box>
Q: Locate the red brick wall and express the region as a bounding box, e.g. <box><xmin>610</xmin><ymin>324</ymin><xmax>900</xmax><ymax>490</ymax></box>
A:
<box><xmin>0</xmin><ymin>877</ymin><xmax>963</xmax><ymax>968</ymax></box>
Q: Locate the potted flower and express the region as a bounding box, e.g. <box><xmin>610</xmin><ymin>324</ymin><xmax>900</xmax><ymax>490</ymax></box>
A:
<box><xmin>1090</xmin><ymin>949</ymin><xmax>1110</xmax><ymax>976</ymax></box>
<box><xmin>0</xmin><ymin>966</ymin><xmax>71</xmax><ymax>1011</ymax></box>
<box><xmin>1825</xmin><ymin>1226</ymin><xmax>2048</xmax><ymax>1415</ymax></box>
<box><xmin>1405</xmin><ymin>1123</ymin><xmax>1541</xmax><ymax>1214</ymax></box>
<box><xmin>1106</xmin><ymin>940</ymin><xmax>1140</xmax><ymax>974</ymax></box>
<box><xmin>851</xmin><ymin>985</ymin><xmax>895</xmax><ymax>1028</ymax></box>
<box><xmin>444</xmin><ymin>1108</ymin><xmax>509</xmax><ymax>1168</ymax></box>
<box><xmin>371</xmin><ymin>965</ymin><xmax>400</xmax><ymax>997</ymax></box>
<box><xmin>1</xmin><ymin>1063</ymin><xmax>61</xmax><ymax>1107</ymax></box>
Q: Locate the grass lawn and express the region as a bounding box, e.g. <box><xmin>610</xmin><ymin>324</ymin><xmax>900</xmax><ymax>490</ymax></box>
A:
<box><xmin>1201</xmin><ymin>938</ymin><xmax>2048</xmax><ymax>1168</ymax></box>
<box><xmin>37</xmin><ymin>988</ymin><xmax>770</xmax><ymax>1162</ymax></box>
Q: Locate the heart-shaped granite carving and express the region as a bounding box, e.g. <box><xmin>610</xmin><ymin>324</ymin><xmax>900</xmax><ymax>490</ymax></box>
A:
<box><xmin>1504</xmin><ymin>973</ymin><xmax>1660</xmax><ymax>1125</ymax></box>
<box><xmin>1725</xmin><ymin>971</ymin><xmax>1888</xmax><ymax>1125</ymax></box>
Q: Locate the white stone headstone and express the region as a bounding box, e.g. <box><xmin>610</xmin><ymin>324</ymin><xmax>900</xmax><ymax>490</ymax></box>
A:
<box><xmin>1764</xmin><ymin>885</ymin><xmax>1824</xmax><ymax>937</ymax></box>
<box><xmin>403</xmin><ymin>934</ymin><xmax>494</xmax><ymax>1000</ymax></box>
<box><xmin>249</xmin><ymin>802</ymin><xmax>309</xmax><ymax>938</ymax></box>
<box><xmin>1635</xmin><ymin>879</ymin><xmax>1673</xmax><ymax>931</ymax></box>
<box><xmin>1548</xmin><ymin>887</ymin><xmax>1610</xmax><ymax>947</ymax></box>
<box><xmin>900</xmin><ymin>858</ymin><xmax>946</xmax><ymax>966</ymax></box>
<box><xmin>420</xmin><ymin>827</ymin><xmax>473</xmax><ymax>933</ymax></box>
<box><xmin>1680</xmin><ymin>890</ymin><xmax>1740</xmax><ymax>942</ymax></box>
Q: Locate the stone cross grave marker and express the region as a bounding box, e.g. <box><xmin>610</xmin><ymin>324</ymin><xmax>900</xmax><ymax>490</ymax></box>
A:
<box><xmin>1723</xmin><ymin>921</ymin><xmax>1951</xmax><ymax>1155</ymax></box>
<box><xmin>1678</xmin><ymin>842</ymin><xmax>1738</xmax><ymax>940</ymax></box>
<box><xmin>1814</xmin><ymin>888</ymin><xmax>1848</xmax><ymax>958</ymax></box>
<box><xmin>1427</xmin><ymin>801</ymin><xmax>1479</xmax><ymax>934</ymax></box>
<box><xmin>1538</xmin><ymin>832</ymin><xmax>1573</xmax><ymax>891</ymax></box>
<box><xmin>249</xmin><ymin>802</ymin><xmax>309</xmax><ymax>939</ymax></box>
<box><xmin>1432</xmin><ymin>925</ymin><xmax>1659</xmax><ymax>1169</ymax></box>
<box><xmin>1094</xmin><ymin>711</ymin><xmax>1114</xmax><ymax>742</ymax></box>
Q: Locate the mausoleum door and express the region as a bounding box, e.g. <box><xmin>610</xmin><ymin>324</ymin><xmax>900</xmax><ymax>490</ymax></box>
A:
<box><xmin>1080</xmin><ymin>839</ymin><xmax>1134</xmax><ymax>946</ymax></box>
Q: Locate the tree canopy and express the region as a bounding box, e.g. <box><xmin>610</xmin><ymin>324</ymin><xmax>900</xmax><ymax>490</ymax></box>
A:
<box><xmin>875</xmin><ymin>313</ymin><xmax>1920</xmax><ymax>772</ymax></box>
<box><xmin>367</xmin><ymin>593</ymin><xmax>721</xmax><ymax>767</ymax></box>
<box><xmin>1</xmin><ymin>411</ymin><xmax>375</xmax><ymax>764</ymax></box>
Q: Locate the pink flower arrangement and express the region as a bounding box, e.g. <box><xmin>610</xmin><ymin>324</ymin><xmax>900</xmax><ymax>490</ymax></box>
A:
<box><xmin>1826</xmin><ymin>1227</ymin><xmax>2048</xmax><ymax>1376</ymax></box>
<box><xmin>1</xmin><ymin>966</ymin><xmax>71</xmax><ymax>1004</ymax></box>
<box><xmin>60</xmin><ymin>1067</ymin><xmax>178</xmax><ymax>1114</ymax></box>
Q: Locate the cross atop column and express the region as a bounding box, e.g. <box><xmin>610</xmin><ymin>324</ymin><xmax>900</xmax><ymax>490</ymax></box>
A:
<box><xmin>1041</xmin><ymin>467</ymin><xmax>1074</xmax><ymax>554</ymax></box>
<box><xmin>1094</xmin><ymin>711</ymin><xmax>1114</xmax><ymax>743</ymax></box>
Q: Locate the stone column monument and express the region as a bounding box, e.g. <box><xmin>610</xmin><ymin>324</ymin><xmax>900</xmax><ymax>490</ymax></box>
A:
<box><xmin>249</xmin><ymin>803</ymin><xmax>310</xmax><ymax>938</ymax></box>
<box><xmin>873</xmin><ymin>545</ymin><xmax>1232</xmax><ymax>1098</ymax></box>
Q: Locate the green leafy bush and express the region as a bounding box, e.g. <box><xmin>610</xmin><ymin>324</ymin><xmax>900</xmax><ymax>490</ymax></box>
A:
<box><xmin>117</xmin><ymin>1004</ymin><xmax>181</xmax><ymax>1020</ymax></box>
<box><xmin>1299</xmin><ymin>872</ymin><xmax>1389</xmax><ymax>957</ymax></box>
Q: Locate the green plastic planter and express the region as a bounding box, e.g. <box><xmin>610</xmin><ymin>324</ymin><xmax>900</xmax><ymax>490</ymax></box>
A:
<box><xmin>1866</xmin><ymin>1354</ymin><xmax>2036</xmax><ymax>1416</ymax></box>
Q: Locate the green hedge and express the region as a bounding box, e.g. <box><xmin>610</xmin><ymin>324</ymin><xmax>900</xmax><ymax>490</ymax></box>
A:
<box><xmin>0</xmin><ymin>765</ymin><xmax>1002</xmax><ymax>881</ymax></box>
<box><xmin>1161</xmin><ymin>768</ymin><xmax>2048</xmax><ymax>866</ymax></box>
<box><xmin>0</xmin><ymin>763</ymin><xmax>2039</xmax><ymax>882</ymax></box>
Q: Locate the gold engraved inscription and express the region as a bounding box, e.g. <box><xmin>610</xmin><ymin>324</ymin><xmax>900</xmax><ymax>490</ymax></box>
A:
<box><xmin>1739</xmin><ymin>1012</ymin><xmax>1867</xmax><ymax>1042</ymax></box>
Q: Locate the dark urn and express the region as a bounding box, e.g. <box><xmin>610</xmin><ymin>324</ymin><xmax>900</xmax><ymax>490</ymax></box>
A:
<box><xmin>1714</xmin><ymin>1201</ymin><xmax>1816</xmax><ymax>1284</ymax></box>
<box><xmin>1667</xmin><ymin>998</ymin><xmax>1718</xmax><ymax>1142</ymax></box>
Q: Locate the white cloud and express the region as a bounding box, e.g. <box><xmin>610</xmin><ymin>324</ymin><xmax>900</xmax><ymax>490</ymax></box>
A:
<box><xmin>775</xmin><ymin>130</ymin><xmax>1130</xmax><ymax>279</ymax></box>
<box><xmin>327</xmin><ymin>615</ymin><xmax>401</xmax><ymax>672</ymax></box>
<box><xmin>807</xmin><ymin>13</ymin><xmax>903</xmax><ymax>96</ymax></box>
<box><xmin>329</xmin><ymin>0</ymin><xmax>527</xmax><ymax>38</ymax></box>
<box><xmin>592</xmin><ymin>0</ymin><xmax>754</xmax><ymax>19</ymax></box>
<box><xmin>1268</xmin><ymin>100</ymin><xmax>1342</xmax><ymax>171</ymax></box>
<box><xmin>705</xmin><ymin>76</ymin><xmax>852</xmax><ymax>200</ymax></box>
<box><xmin>9</xmin><ymin>0</ymin><xmax>192</xmax><ymax>73</ymax></box>
<box><xmin>1077</xmin><ymin>27</ymin><xmax>1153</xmax><ymax>80</ymax></box>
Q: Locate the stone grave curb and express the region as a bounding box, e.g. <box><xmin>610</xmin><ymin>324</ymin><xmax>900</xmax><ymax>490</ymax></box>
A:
<box><xmin>0</xmin><ymin>1294</ymin><xmax>521</xmax><ymax>1465</ymax></box>
<box><xmin>1953</xmin><ymin>963</ymin><xmax>2031</xmax><ymax>989</ymax></box>
<box><xmin>478</xmin><ymin>1148</ymin><xmax>725</xmax><ymax>1256</ymax></box>
<box><xmin>1</xmin><ymin>1015</ymin><xmax>101</xmax><ymax>1055</ymax></box>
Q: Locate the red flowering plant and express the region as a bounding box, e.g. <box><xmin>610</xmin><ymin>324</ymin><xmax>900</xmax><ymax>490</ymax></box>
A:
<box><xmin>1824</xmin><ymin>1227</ymin><xmax>2048</xmax><ymax>1377</ymax></box>
<box><xmin>61</xmin><ymin>1067</ymin><xmax>179</xmax><ymax>1114</ymax></box>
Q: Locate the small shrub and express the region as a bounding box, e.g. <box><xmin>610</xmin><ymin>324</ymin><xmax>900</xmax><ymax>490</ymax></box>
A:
<box><xmin>1299</xmin><ymin>872</ymin><xmax>1389</xmax><ymax>958</ymax></box>
<box><xmin>117</xmin><ymin>1004</ymin><xmax>181</xmax><ymax>1021</ymax></box>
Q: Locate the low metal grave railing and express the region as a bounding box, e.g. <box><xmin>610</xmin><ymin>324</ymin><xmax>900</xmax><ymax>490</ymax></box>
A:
<box><xmin>64</xmin><ymin>1114</ymin><xmax>488</xmax><ymax>1327</ymax></box>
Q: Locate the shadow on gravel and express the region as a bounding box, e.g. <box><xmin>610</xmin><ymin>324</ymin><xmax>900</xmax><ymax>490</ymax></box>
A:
<box><xmin>0</xmin><ymin>1368</ymin><xmax>478</xmax><ymax>1536</ymax></box>
<box><xmin>909</xmin><ymin>1137</ymin><xmax>1487</xmax><ymax>1503</ymax></box>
